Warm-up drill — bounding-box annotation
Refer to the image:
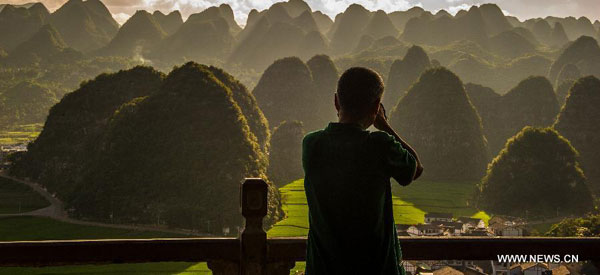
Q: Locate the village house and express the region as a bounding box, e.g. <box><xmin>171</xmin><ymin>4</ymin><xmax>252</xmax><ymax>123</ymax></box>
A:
<box><xmin>509</xmin><ymin>263</ymin><xmax>549</xmax><ymax>275</ymax></box>
<box><xmin>457</xmin><ymin>217</ymin><xmax>486</xmax><ymax>229</ymax></box>
<box><xmin>431</xmin><ymin>220</ymin><xmax>468</xmax><ymax>235</ymax></box>
<box><xmin>425</xmin><ymin>212</ymin><xmax>453</xmax><ymax>223</ymax></box>
<box><xmin>407</xmin><ymin>224</ymin><xmax>444</xmax><ymax>236</ymax></box>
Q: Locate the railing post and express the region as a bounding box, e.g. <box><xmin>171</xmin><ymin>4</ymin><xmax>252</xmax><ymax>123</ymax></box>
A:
<box><xmin>240</xmin><ymin>178</ymin><xmax>268</xmax><ymax>275</ymax></box>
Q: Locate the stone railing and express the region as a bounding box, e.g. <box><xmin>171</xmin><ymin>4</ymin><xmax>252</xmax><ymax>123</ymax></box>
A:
<box><xmin>1</xmin><ymin>178</ymin><xmax>599</xmax><ymax>274</ymax></box>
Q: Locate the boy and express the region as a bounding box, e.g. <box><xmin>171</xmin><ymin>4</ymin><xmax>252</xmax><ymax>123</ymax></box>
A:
<box><xmin>302</xmin><ymin>67</ymin><xmax>424</xmax><ymax>275</ymax></box>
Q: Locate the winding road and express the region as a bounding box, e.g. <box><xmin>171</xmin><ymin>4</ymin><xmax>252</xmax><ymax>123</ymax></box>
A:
<box><xmin>0</xmin><ymin>172</ymin><xmax>206</xmax><ymax>237</ymax></box>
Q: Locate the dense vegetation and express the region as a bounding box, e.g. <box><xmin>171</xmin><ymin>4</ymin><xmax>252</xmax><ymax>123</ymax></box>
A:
<box><xmin>385</xmin><ymin>45</ymin><xmax>431</xmax><ymax>108</ymax></box>
<box><xmin>11</xmin><ymin>63</ymin><xmax>283</xmax><ymax>231</ymax></box>
<box><xmin>268</xmin><ymin>121</ymin><xmax>305</xmax><ymax>187</ymax></box>
<box><xmin>390</xmin><ymin>67</ymin><xmax>488</xmax><ymax>180</ymax></box>
<box><xmin>546</xmin><ymin>213</ymin><xmax>600</xmax><ymax>237</ymax></box>
<box><xmin>477</xmin><ymin>127</ymin><xmax>593</xmax><ymax>218</ymax></box>
<box><xmin>554</xmin><ymin>76</ymin><xmax>600</xmax><ymax>196</ymax></box>
<box><xmin>1</xmin><ymin>0</ymin><xmax>600</xmax><ymax>239</ymax></box>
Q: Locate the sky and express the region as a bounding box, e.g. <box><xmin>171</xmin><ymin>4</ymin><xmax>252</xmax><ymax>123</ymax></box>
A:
<box><xmin>4</xmin><ymin>0</ymin><xmax>600</xmax><ymax>25</ymax></box>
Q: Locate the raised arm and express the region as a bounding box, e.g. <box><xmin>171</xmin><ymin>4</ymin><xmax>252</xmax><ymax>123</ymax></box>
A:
<box><xmin>373</xmin><ymin>104</ymin><xmax>424</xmax><ymax>180</ymax></box>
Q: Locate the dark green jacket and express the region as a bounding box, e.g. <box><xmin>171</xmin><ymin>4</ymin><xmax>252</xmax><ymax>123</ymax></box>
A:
<box><xmin>303</xmin><ymin>122</ymin><xmax>417</xmax><ymax>275</ymax></box>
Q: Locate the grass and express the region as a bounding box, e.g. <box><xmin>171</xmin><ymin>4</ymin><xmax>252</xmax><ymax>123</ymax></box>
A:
<box><xmin>0</xmin><ymin>123</ymin><xmax>42</xmax><ymax>146</ymax></box>
<box><xmin>266</xmin><ymin>178</ymin><xmax>490</xmax><ymax>275</ymax></box>
<box><xmin>0</xmin><ymin>262</ymin><xmax>210</xmax><ymax>275</ymax></box>
<box><xmin>267</xmin><ymin>179</ymin><xmax>490</xmax><ymax>238</ymax></box>
<box><xmin>0</xmin><ymin>216</ymin><xmax>211</xmax><ymax>274</ymax></box>
<box><xmin>0</xmin><ymin>177</ymin><xmax>50</xmax><ymax>214</ymax></box>
<box><xmin>0</xmin><ymin>178</ymin><xmax>489</xmax><ymax>274</ymax></box>
<box><xmin>0</xmin><ymin>216</ymin><xmax>188</xmax><ymax>241</ymax></box>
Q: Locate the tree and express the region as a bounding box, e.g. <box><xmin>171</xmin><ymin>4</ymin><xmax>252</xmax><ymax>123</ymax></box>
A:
<box><xmin>268</xmin><ymin>121</ymin><xmax>304</xmax><ymax>187</ymax></box>
<box><xmin>206</xmin><ymin>66</ymin><xmax>270</xmax><ymax>151</ymax></box>
<box><xmin>554</xmin><ymin>76</ymin><xmax>600</xmax><ymax>196</ymax></box>
<box><xmin>253</xmin><ymin>57</ymin><xmax>321</xmax><ymax>131</ymax></box>
<box><xmin>0</xmin><ymin>81</ymin><xmax>57</xmax><ymax>126</ymax></box>
<box><xmin>385</xmin><ymin>45</ymin><xmax>431</xmax><ymax>108</ymax></box>
<box><xmin>390</xmin><ymin>67</ymin><xmax>488</xmax><ymax>180</ymax></box>
<box><xmin>546</xmin><ymin>213</ymin><xmax>600</xmax><ymax>237</ymax></box>
<box><xmin>477</xmin><ymin>127</ymin><xmax>593</xmax><ymax>218</ymax></box>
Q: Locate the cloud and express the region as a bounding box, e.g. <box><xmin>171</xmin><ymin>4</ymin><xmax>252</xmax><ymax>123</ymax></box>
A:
<box><xmin>112</xmin><ymin>12</ymin><xmax>131</xmax><ymax>24</ymax></box>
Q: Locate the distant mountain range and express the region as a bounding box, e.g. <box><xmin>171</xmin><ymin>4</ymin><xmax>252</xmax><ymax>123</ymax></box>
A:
<box><xmin>1</xmin><ymin>0</ymin><xmax>599</xmax><ymax>71</ymax></box>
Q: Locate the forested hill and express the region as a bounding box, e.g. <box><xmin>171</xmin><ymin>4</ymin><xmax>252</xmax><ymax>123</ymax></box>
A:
<box><xmin>10</xmin><ymin>63</ymin><xmax>283</xmax><ymax>232</ymax></box>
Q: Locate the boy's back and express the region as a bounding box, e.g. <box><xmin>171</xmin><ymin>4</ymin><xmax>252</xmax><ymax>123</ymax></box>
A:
<box><xmin>303</xmin><ymin>122</ymin><xmax>416</xmax><ymax>275</ymax></box>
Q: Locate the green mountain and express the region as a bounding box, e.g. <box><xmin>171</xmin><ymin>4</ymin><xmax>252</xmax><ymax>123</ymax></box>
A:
<box><xmin>479</xmin><ymin>3</ymin><xmax>512</xmax><ymax>36</ymax></box>
<box><xmin>531</xmin><ymin>19</ymin><xmax>552</xmax><ymax>45</ymax></box>
<box><xmin>0</xmin><ymin>3</ymin><xmax>49</xmax><ymax>50</ymax></box>
<box><xmin>99</xmin><ymin>10</ymin><xmax>166</xmax><ymax>57</ymax></box>
<box><xmin>252</xmin><ymin>57</ymin><xmax>322</xmax><ymax>131</ymax></box>
<box><xmin>401</xmin><ymin>6</ymin><xmax>488</xmax><ymax>47</ymax></box>
<box><xmin>385</xmin><ymin>45</ymin><xmax>431</xmax><ymax>108</ymax></box>
<box><xmin>363</xmin><ymin>10</ymin><xmax>398</xmax><ymax>39</ymax></box>
<box><xmin>546</xmin><ymin>16</ymin><xmax>596</xmax><ymax>40</ymax></box>
<box><xmin>291</xmin><ymin>10</ymin><xmax>319</xmax><ymax>33</ymax></box>
<box><xmin>191</xmin><ymin>4</ymin><xmax>240</xmax><ymax>34</ymax></box>
<box><xmin>511</xmin><ymin>27</ymin><xmax>540</xmax><ymax>45</ymax></box>
<box><xmin>49</xmin><ymin>0</ymin><xmax>119</xmax><ymax>52</ymax></box>
<box><xmin>389</xmin><ymin>67</ymin><xmax>488</xmax><ymax>180</ymax></box>
<box><xmin>549</xmin><ymin>36</ymin><xmax>600</xmax><ymax>83</ymax></box>
<box><xmin>268</xmin><ymin>120</ymin><xmax>304</xmax><ymax>187</ymax></box>
<box><xmin>6</xmin><ymin>24</ymin><xmax>82</xmax><ymax>66</ymax></box>
<box><xmin>11</xmin><ymin>66</ymin><xmax>164</xmax><ymax>197</ymax></box>
<box><xmin>229</xmin><ymin>9</ymin><xmax>307</xmax><ymax>71</ymax></box>
<box><xmin>312</xmin><ymin>11</ymin><xmax>333</xmax><ymax>33</ymax></box>
<box><xmin>328</xmin><ymin>4</ymin><xmax>372</xmax><ymax>55</ymax></box>
<box><xmin>75</xmin><ymin>62</ymin><xmax>281</xmax><ymax>230</ymax></box>
<box><xmin>11</xmin><ymin>63</ymin><xmax>281</xmax><ymax>231</ymax></box>
<box><xmin>388</xmin><ymin>6</ymin><xmax>426</xmax><ymax>31</ymax></box>
<box><xmin>205</xmin><ymin>66</ymin><xmax>270</xmax><ymax>151</ymax></box>
<box><xmin>153</xmin><ymin>12</ymin><xmax>234</xmax><ymax>64</ymax></box>
<box><xmin>477</xmin><ymin>127</ymin><xmax>593</xmax><ymax>218</ymax></box>
<box><xmin>489</xmin><ymin>30</ymin><xmax>536</xmax><ymax>58</ymax></box>
<box><xmin>464</xmin><ymin>83</ymin><xmax>502</xmax><ymax>152</ymax></box>
<box><xmin>493</xmin><ymin>76</ymin><xmax>559</xmax><ymax>154</ymax></box>
<box><xmin>554</xmin><ymin>76</ymin><xmax>600</xmax><ymax>196</ymax></box>
<box><xmin>0</xmin><ymin>81</ymin><xmax>57</xmax><ymax>126</ymax></box>
<box><xmin>555</xmin><ymin>63</ymin><xmax>581</xmax><ymax>87</ymax></box>
<box><xmin>550</xmin><ymin>22</ymin><xmax>570</xmax><ymax>47</ymax></box>
<box><xmin>306</xmin><ymin>54</ymin><xmax>338</xmax><ymax>124</ymax></box>
<box><xmin>152</xmin><ymin>10</ymin><xmax>183</xmax><ymax>35</ymax></box>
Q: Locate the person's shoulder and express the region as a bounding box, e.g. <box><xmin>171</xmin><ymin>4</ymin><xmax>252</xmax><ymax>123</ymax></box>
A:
<box><xmin>302</xmin><ymin>129</ymin><xmax>326</xmax><ymax>145</ymax></box>
<box><xmin>368</xmin><ymin>130</ymin><xmax>396</xmax><ymax>144</ymax></box>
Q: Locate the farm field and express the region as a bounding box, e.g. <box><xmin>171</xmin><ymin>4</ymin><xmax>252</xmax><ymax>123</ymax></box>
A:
<box><xmin>0</xmin><ymin>177</ymin><xmax>49</xmax><ymax>214</ymax></box>
<box><xmin>1</xmin><ymin>177</ymin><xmax>488</xmax><ymax>274</ymax></box>
<box><xmin>267</xmin><ymin>179</ymin><xmax>490</xmax><ymax>237</ymax></box>
<box><xmin>0</xmin><ymin>124</ymin><xmax>41</xmax><ymax>146</ymax></box>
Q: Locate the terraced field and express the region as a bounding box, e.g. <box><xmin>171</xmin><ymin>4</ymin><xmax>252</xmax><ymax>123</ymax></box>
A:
<box><xmin>267</xmin><ymin>179</ymin><xmax>490</xmax><ymax>237</ymax></box>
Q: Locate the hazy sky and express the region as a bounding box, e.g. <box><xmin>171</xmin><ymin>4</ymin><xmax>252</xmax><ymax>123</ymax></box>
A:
<box><xmin>4</xmin><ymin>0</ymin><xmax>600</xmax><ymax>25</ymax></box>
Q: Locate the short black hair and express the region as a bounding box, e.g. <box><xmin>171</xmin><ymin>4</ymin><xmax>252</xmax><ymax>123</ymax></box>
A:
<box><xmin>337</xmin><ymin>67</ymin><xmax>384</xmax><ymax>116</ymax></box>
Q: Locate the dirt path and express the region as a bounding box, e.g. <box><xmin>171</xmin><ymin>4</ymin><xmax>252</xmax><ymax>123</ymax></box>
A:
<box><xmin>0</xmin><ymin>172</ymin><xmax>206</xmax><ymax>237</ymax></box>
